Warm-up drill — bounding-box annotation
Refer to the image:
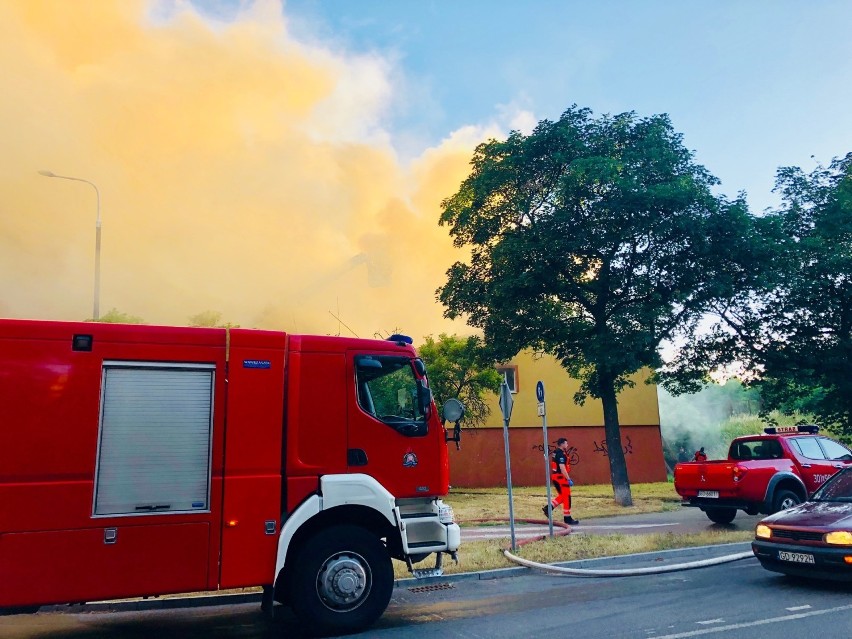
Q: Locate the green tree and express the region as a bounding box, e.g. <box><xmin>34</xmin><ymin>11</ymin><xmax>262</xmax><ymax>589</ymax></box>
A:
<box><xmin>706</xmin><ymin>154</ymin><xmax>852</xmax><ymax>437</ymax></box>
<box><xmin>438</xmin><ymin>106</ymin><xmax>752</xmax><ymax>506</ymax></box>
<box><xmin>417</xmin><ymin>334</ymin><xmax>503</xmax><ymax>428</ymax></box>
<box><xmin>91</xmin><ymin>308</ymin><xmax>145</xmax><ymax>324</ymax></box>
<box><xmin>758</xmin><ymin>154</ymin><xmax>852</xmax><ymax>436</ymax></box>
<box><xmin>188</xmin><ymin>310</ymin><xmax>239</xmax><ymax>328</ymax></box>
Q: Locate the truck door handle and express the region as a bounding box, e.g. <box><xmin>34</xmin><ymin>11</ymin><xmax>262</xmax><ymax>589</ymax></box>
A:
<box><xmin>801</xmin><ymin>463</ymin><xmax>811</xmax><ymax>468</ymax></box>
<box><xmin>834</xmin><ymin>463</ymin><xmax>844</xmax><ymax>468</ymax></box>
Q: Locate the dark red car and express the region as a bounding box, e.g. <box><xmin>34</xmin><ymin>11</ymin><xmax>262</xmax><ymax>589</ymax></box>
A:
<box><xmin>752</xmin><ymin>466</ymin><xmax>852</xmax><ymax>581</ymax></box>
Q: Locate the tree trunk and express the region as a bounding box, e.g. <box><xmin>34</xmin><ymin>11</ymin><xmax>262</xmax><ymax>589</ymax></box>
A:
<box><xmin>600</xmin><ymin>377</ymin><xmax>633</xmax><ymax>507</ymax></box>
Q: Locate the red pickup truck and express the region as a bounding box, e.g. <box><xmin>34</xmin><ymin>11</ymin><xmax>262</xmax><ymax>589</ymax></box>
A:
<box><xmin>674</xmin><ymin>426</ymin><xmax>852</xmax><ymax>524</ymax></box>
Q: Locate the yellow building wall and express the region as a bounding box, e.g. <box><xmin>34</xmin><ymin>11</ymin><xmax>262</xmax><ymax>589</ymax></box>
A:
<box><xmin>484</xmin><ymin>351</ymin><xmax>660</xmax><ymax>428</ymax></box>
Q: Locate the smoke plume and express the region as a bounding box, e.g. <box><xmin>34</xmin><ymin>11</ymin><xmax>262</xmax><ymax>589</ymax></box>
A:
<box><xmin>1</xmin><ymin>0</ymin><xmax>516</xmax><ymax>340</ymax></box>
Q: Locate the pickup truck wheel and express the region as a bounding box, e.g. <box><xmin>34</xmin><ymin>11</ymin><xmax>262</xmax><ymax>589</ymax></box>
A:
<box><xmin>705</xmin><ymin>508</ymin><xmax>737</xmax><ymax>524</ymax></box>
<box><xmin>287</xmin><ymin>524</ymin><xmax>393</xmax><ymax>637</ymax></box>
<box><xmin>772</xmin><ymin>490</ymin><xmax>802</xmax><ymax>513</ymax></box>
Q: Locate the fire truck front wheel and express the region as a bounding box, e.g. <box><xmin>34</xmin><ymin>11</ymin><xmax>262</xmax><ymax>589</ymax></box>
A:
<box><xmin>288</xmin><ymin>524</ymin><xmax>393</xmax><ymax>636</ymax></box>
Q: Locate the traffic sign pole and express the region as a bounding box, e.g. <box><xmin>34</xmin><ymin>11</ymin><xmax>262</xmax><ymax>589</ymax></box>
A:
<box><xmin>499</xmin><ymin>381</ymin><xmax>517</xmax><ymax>551</ymax></box>
<box><xmin>537</xmin><ymin>381</ymin><xmax>553</xmax><ymax>537</ymax></box>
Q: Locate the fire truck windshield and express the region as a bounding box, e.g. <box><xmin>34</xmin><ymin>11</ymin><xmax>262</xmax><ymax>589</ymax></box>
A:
<box><xmin>355</xmin><ymin>355</ymin><xmax>428</xmax><ymax>436</ymax></box>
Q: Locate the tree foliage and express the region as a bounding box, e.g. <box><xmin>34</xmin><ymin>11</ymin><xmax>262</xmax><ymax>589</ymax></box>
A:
<box><xmin>757</xmin><ymin>154</ymin><xmax>852</xmax><ymax>435</ymax></box>
<box><xmin>92</xmin><ymin>308</ymin><xmax>145</xmax><ymax>324</ymax></box>
<box><xmin>188</xmin><ymin>310</ymin><xmax>239</xmax><ymax>328</ymax></box>
<box><xmin>417</xmin><ymin>334</ymin><xmax>503</xmax><ymax>428</ymax></box>
<box><xmin>438</xmin><ymin>106</ymin><xmax>749</xmax><ymax>505</ymax></box>
<box><xmin>681</xmin><ymin>154</ymin><xmax>852</xmax><ymax>437</ymax></box>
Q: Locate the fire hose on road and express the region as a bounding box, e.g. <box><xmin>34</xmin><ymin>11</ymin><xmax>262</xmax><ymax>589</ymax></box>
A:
<box><xmin>502</xmin><ymin>546</ymin><xmax>754</xmax><ymax>577</ymax></box>
<box><xmin>468</xmin><ymin>517</ymin><xmax>755</xmax><ymax>577</ymax></box>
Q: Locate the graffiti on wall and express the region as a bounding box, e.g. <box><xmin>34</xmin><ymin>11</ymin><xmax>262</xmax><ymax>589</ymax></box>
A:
<box><xmin>592</xmin><ymin>436</ymin><xmax>634</xmax><ymax>457</ymax></box>
<box><xmin>531</xmin><ymin>436</ymin><xmax>636</xmax><ymax>464</ymax></box>
<box><xmin>531</xmin><ymin>442</ymin><xmax>581</xmax><ymax>466</ymax></box>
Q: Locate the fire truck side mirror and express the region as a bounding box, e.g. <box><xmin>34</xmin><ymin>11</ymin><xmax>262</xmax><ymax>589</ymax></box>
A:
<box><xmin>443</xmin><ymin>398</ymin><xmax>464</xmax><ymax>423</ymax></box>
<box><xmin>442</xmin><ymin>399</ymin><xmax>465</xmax><ymax>450</ymax></box>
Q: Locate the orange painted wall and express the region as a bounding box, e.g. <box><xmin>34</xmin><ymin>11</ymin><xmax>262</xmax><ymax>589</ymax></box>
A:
<box><xmin>448</xmin><ymin>425</ymin><xmax>667</xmax><ymax>487</ymax></box>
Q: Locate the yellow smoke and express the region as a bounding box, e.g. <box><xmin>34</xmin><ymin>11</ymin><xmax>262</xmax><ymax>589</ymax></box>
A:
<box><xmin>0</xmin><ymin>0</ymin><xmax>502</xmax><ymax>340</ymax></box>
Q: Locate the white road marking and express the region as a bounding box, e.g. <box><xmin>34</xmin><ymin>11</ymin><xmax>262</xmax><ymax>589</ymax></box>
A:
<box><xmin>695</xmin><ymin>619</ymin><xmax>724</xmax><ymax>625</ymax></box>
<box><xmin>786</xmin><ymin>605</ymin><xmax>811</xmax><ymax>611</ymax></box>
<box><xmin>652</xmin><ymin>603</ymin><xmax>852</xmax><ymax>638</ymax></box>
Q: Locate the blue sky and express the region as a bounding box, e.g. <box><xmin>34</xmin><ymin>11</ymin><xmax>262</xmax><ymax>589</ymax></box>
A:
<box><xmin>279</xmin><ymin>0</ymin><xmax>852</xmax><ymax>212</ymax></box>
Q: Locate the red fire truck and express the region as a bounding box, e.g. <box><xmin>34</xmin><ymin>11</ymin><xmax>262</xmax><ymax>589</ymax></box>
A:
<box><xmin>0</xmin><ymin>319</ymin><xmax>462</xmax><ymax>635</ymax></box>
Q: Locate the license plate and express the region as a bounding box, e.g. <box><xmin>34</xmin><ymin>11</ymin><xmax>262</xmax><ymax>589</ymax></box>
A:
<box><xmin>778</xmin><ymin>551</ymin><xmax>815</xmax><ymax>564</ymax></box>
<box><xmin>697</xmin><ymin>490</ymin><xmax>719</xmax><ymax>498</ymax></box>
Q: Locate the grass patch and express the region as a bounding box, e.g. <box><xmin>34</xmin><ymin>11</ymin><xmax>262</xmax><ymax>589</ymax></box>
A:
<box><xmin>449</xmin><ymin>482</ymin><xmax>683</xmax><ymax>524</ymax></box>
<box><xmin>513</xmin><ymin>530</ymin><xmax>754</xmax><ymax>565</ymax></box>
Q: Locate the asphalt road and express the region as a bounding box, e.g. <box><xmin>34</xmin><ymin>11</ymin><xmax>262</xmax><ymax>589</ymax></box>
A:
<box><xmin>378</xmin><ymin>549</ymin><xmax>852</xmax><ymax>639</ymax></box>
<box><xmin>4</xmin><ymin>545</ymin><xmax>851</xmax><ymax>639</ymax></box>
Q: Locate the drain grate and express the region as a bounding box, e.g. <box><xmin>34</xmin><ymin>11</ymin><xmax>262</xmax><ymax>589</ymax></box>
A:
<box><xmin>407</xmin><ymin>582</ymin><xmax>455</xmax><ymax>593</ymax></box>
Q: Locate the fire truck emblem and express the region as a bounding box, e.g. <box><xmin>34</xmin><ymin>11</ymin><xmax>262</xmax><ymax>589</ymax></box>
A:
<box><xmin>402</xmin><ymin>450</ymin><xmax>418</xmax><ymax>468</ymax></box>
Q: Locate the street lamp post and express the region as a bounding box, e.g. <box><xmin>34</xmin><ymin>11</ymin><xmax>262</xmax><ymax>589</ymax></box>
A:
<box><xmin>39</xmin><ymin>170</ymin><xmax>102</xmax><ymax>320</ymax></box>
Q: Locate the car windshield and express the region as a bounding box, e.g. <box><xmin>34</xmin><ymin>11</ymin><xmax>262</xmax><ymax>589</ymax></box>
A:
<box><xmin>812</xmin><ymin>469</ymin><xmax>852</xmax><ymax>502</ymax></box>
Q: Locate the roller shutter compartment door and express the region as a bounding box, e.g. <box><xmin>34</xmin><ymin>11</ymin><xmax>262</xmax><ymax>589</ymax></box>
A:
<box><xmin>94</xmin><ymin>364</ymin><xmax>214</xmax><ymax>516</ymax></box>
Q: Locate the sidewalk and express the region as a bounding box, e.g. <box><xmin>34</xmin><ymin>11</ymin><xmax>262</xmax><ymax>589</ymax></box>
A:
<box><xmin>461</xmin><ymin>506</ymin><xmax>762</xmax><ymax>542</ymax></box>
<box><xmin>461</xmin><ymin>520</ymin><xmax>679</xmax><ymax>541</ymax></box>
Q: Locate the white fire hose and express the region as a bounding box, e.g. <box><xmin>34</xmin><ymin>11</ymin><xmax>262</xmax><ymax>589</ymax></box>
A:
<box><xmin>502</xmin><ymin>547</ymin><xmax>754</xmax><ymax>576</ymax></box>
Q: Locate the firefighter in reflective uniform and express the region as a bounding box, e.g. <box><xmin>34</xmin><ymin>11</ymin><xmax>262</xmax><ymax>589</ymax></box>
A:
<box><xmin>543</xmin><ymin>437</ymin><xmax>579</xmax><ymax>525</ymax></box>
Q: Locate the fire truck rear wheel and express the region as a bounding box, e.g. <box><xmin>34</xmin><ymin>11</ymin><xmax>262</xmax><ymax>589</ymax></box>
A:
<box><xmin>288</xmin><ymin>524</ymin><xmax>393</xmax><ymax>636</ymax></box>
